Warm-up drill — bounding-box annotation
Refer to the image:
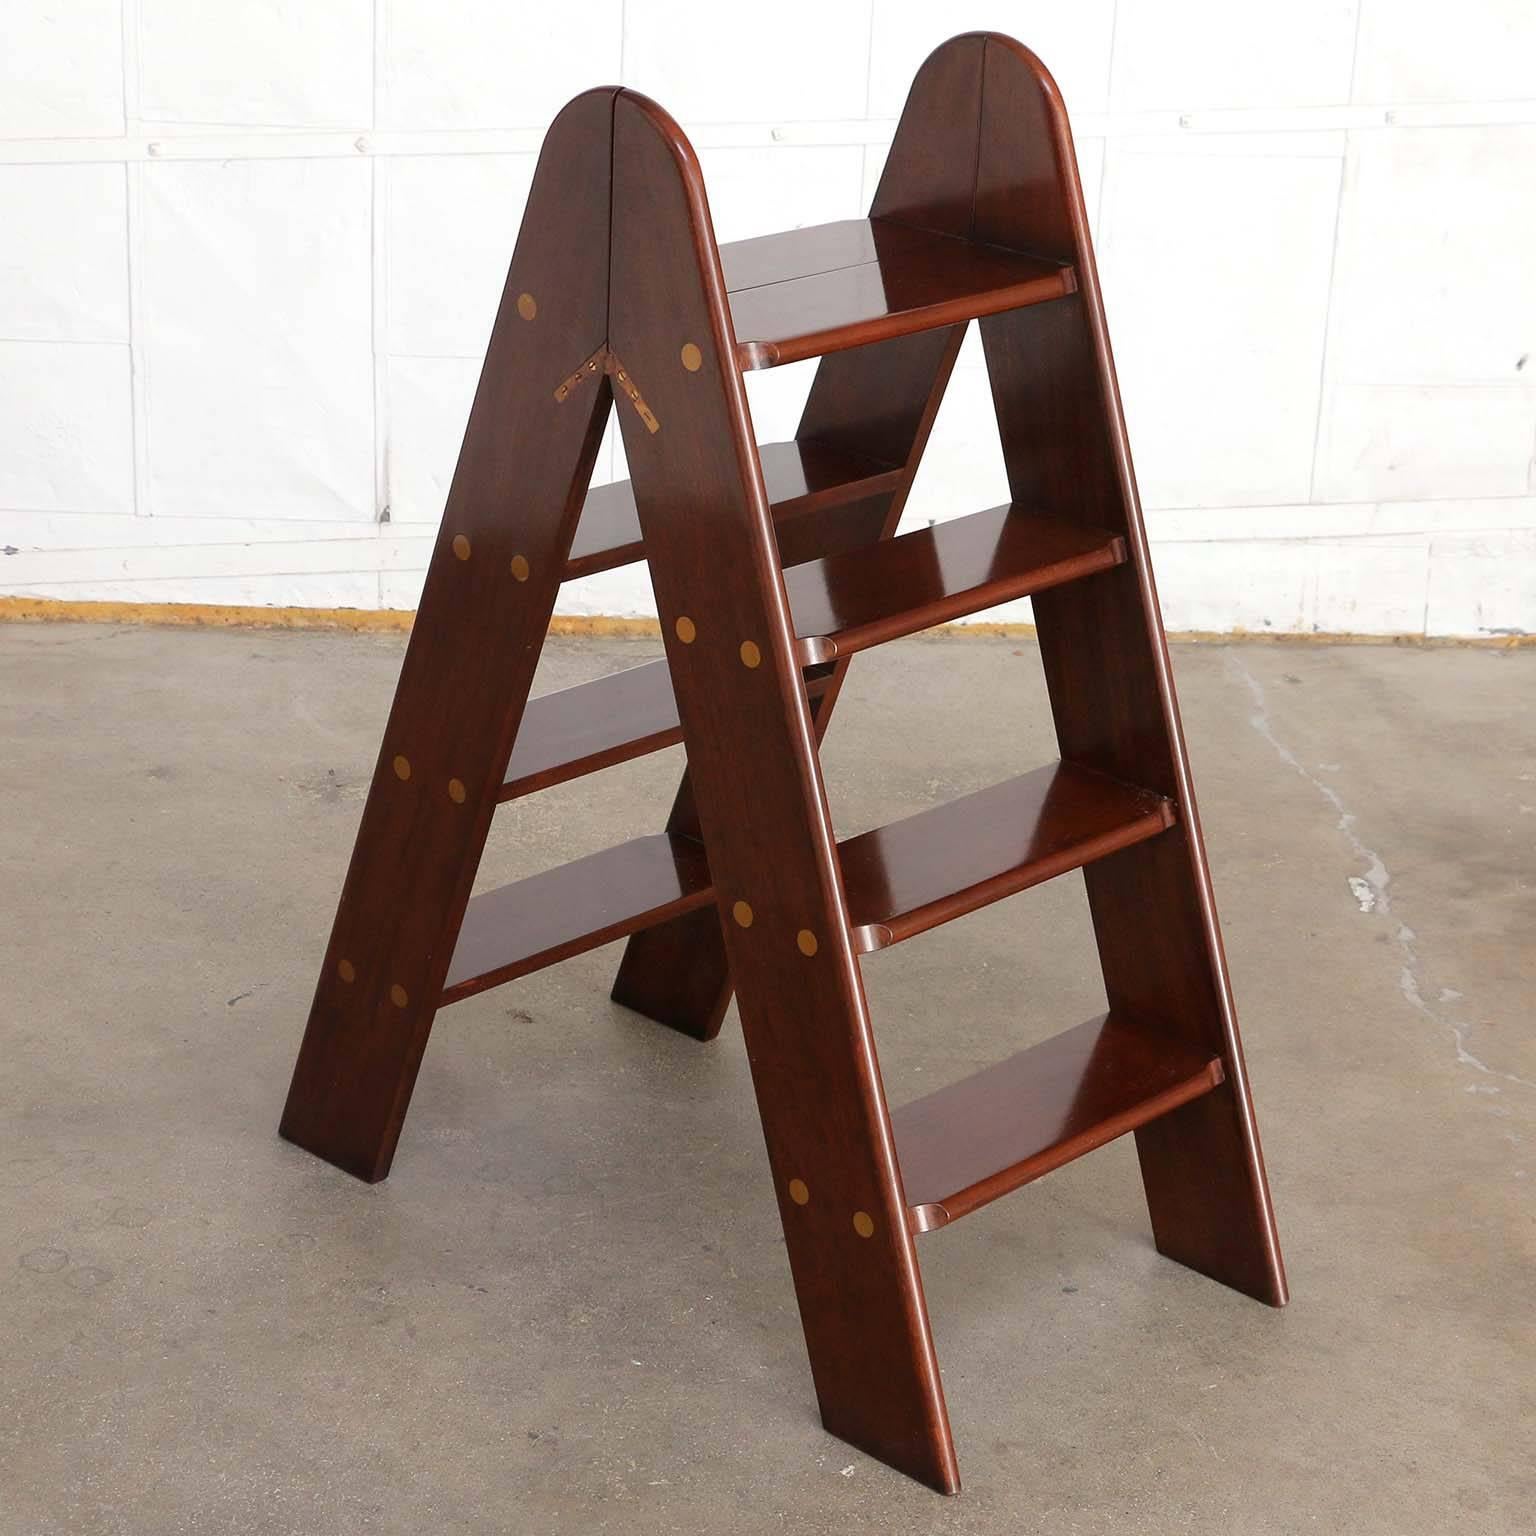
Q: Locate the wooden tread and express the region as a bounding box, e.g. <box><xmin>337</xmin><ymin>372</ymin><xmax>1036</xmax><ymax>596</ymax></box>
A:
<box><xmin>839</xmin><ymin>763</ymin><xmax>1175</xmax><ymax>952</ymax></box>
<box><xmin>440</xmin><ymin>834</ymin><xmax>713</xmax><ymax>1005</ymax></box>
<box><xmin>786</xmin><ymin>503</ymin><xmax>1125</xmax><ymax>664</ymax></box>
<box><xmin>565</xmin><ymin>439</ymin><xmax>903</xmax><ymax>579</ymax></box>
<box><xmin>501</xmin><ymin>662</ymin><xmax>836</xmax><ymax>803</ymax></box>
<box><xmin>892</xmin><ymin>1013</ymin><xmax>1225</xmax><ymax>1233</ymax></box>
<box><xmin>447</xmin><ymin>761</ymin><xmax>1173</xmax><ymax>1004</ymax></box>
<box><xmin>507</xmin><ymin>504</ymin><xmax>1123</xmax><ymax>805</ymax></box>
<box><xmin>720</xmin><ymin>218</ymin><xmax>1076</xmax><ymax>370</ymax></box>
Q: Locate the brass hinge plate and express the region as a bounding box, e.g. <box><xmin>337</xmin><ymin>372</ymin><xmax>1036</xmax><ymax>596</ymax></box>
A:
<box><xmin>552</xmin><ymin>344</ymin><xmax>660</xmax><ymax>434</ymax></box>
<box><xmin>553</xmin><ymin>346</ymin><xmax>607</xmax><ymax>404</ymax></box>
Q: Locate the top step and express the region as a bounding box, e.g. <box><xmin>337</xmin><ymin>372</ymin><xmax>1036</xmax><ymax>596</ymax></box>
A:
<box><xmin>721</xmin><ymin>219</ymin><xmax>1076</xmax><ymax>370</ymax></box>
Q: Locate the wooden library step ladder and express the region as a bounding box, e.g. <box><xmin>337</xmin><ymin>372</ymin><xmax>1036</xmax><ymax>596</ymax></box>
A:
<box><xmin>279</xmin><ymin>34</ymin><xmax>1287</xmax><ymax>1495</ymax></box>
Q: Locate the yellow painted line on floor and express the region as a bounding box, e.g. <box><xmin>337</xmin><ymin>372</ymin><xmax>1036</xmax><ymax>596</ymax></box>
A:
<box><xmin>0</xmin><ymin>596</ymin><xmax>1530</xmax><ymax>647</ymax></box>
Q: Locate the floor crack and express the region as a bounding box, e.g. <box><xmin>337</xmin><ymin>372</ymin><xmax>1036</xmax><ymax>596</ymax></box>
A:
<box><xmin>1225</xmin><ymin>651</ymin><xmax>1532</xmax><ymax>1094</ymax></box>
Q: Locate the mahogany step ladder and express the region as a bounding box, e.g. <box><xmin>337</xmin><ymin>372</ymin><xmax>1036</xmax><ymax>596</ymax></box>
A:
<box><xmin>280</xmin><ymin>34</ymin><xmax>1287</xmax><ymax>1494</ymax></box>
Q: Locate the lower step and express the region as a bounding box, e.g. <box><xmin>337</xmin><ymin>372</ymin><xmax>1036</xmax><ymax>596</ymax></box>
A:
<box><xmin>442</xmin><ymin>762</ymin><xmax>1173</xmax><ymax>1005</ymax></box>
<box><xmin>440</xmin><ymin>835</ymin><xmax>712</xmax><ymax>1004</ymax></box>
<box><xmin>892</xmin><ymin>1014</ymin><xmax>1225</xmax><ymax>1234</ymax></box>
<box><xmin>565</xmin><ymin>439</ymin><xmax>903</xmax><ymax>579</ymax></box>
<box><xmin>501</xmin><ymin>661</ymin><xmax>836</xmax><ymax>802</ymax></box>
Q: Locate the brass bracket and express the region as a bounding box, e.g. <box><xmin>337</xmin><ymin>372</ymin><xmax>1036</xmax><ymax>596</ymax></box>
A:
<box><xmin>552</xmin><ymin>344</ymin><xmax>660</xmax><ymax>434</ymax></box>
<box><xmin>552</xmin><ymin>345</ymin><xmax>606</xmax><ymax>404</ymax></box>
<box><xmin>606</xmin><ymin>351</ymin><xmax>660</xmax><ymax>434</ymax></box>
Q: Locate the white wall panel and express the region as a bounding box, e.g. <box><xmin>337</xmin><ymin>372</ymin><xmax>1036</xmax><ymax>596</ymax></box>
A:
<box><xmin>0</xmin><ymin>165</ymin><xmax>128</xmax><ymax>343</ymax></box>
<box><xmin>137</xmin><ymin>158</ymin><xmax>373</xmax><ymax>521</ymax></box>
<box><xmin>698</xmin><ymin>147</ymin><xmax>864</xmax><ymax>244</ymax></box>
<box><xmin>1424</xmin><ymin>528</ymin><xmax>1536</xmax><ymax>639</ymax></box>
<box><xmin>1315</xmin><ymin>386</ymin><xmax>1535</xmax><ymax>506</ymax></box>
<box><xmin>1353</xmin><ymin>0</ymin><xmax>1536</xmax><ymax>105</ymax></box>
<box><xmin>382</xmin><ymin>355</ymin><xmax>478</xmax><ymax>525</ymax></box>
<box><xmin>137</xmin><ymin>0</ymin><xmax>373</xmax><ymax>129</ymax></box>
<box><xmin>378</xmin><ymin>0</ymin><xmax>622</xmax><ymax>130</ymax></box>
<box><xmin>1314</xmin><ymin>126</ymin><xmax>1536</xmax><ymax>503</ymax></box>
<box><xmin>741</xmin><ymin>359</ymin><xmax>818</xmax><ymax>446</ymax></box>
<box><xmin>901</xmin><ymin>344</ymin><xmax>1011</xmax><ymax>533</ymax></box>
<box><xmin>0</xmin><ymin>1</ymin><xmax>123</xmax><ymax>137</ymax></box>
<box><xmin>383</xmin><ymin>155</ymin><xmax>534</xmax><ymax>359</ymax></box>
<box><xmin>624</xmin><ymin>1</ymin><xmax>871</xmax><ymax>124</ymax></box>
<box><xmin>1109</xmin><ymin>1</ymin><xmax>1360</xmax><ymax>112</ymax></box>
<box><xmin>867</xmin><ymin>2</ymin><xmax>1115</xmax><ymax>118</ymax></box>
<box><xmin>1098</xmin><ymin>139</ymin><xmax>1342</xmax><ymax>509</ymax></box>
<box><xmin>9</xmin><ymin>566</ymin><xmax>382</xmax><ymax>608</ymax></box>
<box><xmin>1</xmin><ymin>11</ymin><xmax>1532</xmax><ymax>636</ymax></box>
<box><xmin>2</xmin><ymin>508</ymin><xmax>381</xmax><ymax>552</ymax></box>
<box><xmin>0</xmin><ymin>341</ymin><xmax>133</xmax><ymax>515</ymax></box>
<box><xmin>1149</xmin><ymin>518</ymin><xmax>1430</xmax><ymax>636</ymax></box>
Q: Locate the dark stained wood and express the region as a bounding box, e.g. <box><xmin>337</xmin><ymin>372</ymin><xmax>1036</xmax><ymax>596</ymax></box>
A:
<box><xmin>969</xmin><ymin>35</ymin><xmax>1287</xmax><ymax>1305</ymax></box>
<box><xmin>608</xmin><ymin>88</ymin><xmax>959</xmax><ymax>1494</ymax></box>
<box><xmin>500</xmin><ymin>660</ymin><xmax>679</xmax><ymax>800</ymax></box>
<box><xmin>278</xmin><ymin>89</ymin><xmax>616</xmax><ymax>1184</ymax></box>
<box><xmin>893</xmin><ymin>1015</ymin><xmax>1224</xmax><ymax>1233</ymax></box>
<box><xmin>564</xmin><ymin>438</ymin><xmax>904</xmax><ymax>579</ymax></box>
<box><xmin>609</xmin><ymin>325</ymin><xmax>967</xmax><ymax>1041</ymax></box>
<box><xmin>279</xmin><ymin>34</ymin><xmax>1288</xmax><ymax>1496</ymax></box>
<box><xmin>440</xmin><ymin>834</ymin><xmax>712</xmax><ymax>1004</ymax></box>
<box><xmin>840</xmin><ymin>763</ymin><xmax>1173</xmax><ymax>952</ymax></box>
<box><xmin>785</xmin><ymin>503</ymin><xmax>1124</xmax><ymax>664</ymax></box>
<box><xmin>504</xmin><ymin>501</ymin><xmax>1123</xmax><ymax>804</ymax></box>
<box><xmin>869</xmin><ymin>33</ymin><xmax>986</xmax><ymax>237</ymax></box>
<box><xmin>456</xmin><ymin>760</ymin><xmax>1169</xmax><ymax>1004</ymax></box>
<box><xmin>724</xmin><ymin>218</ymin><xmax>1074</xmax><ymax>370</ymax></box>
<box><xmin>501</xmin><ymin>660</ymin><xmax>835</xmax><ymax>802</ymax></box>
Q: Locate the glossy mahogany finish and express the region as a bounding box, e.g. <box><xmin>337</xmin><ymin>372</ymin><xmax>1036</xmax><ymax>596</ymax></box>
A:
<box><xmin>965</xmin><ymin>35</ymin><xmax>1286</xmax><ymax>1305</ymax></box>
<box><xmin>611</xmin><ymin>322</ymin><xmax>967</xmax><ymax>1043</ymax></box>
<box><xmin>449</xmin><ymin>757</ymin><xmax>1172</xmax><ymax>1003</ymax></box>
<box><xmin>565</xmin><ymin>438</ymin><xmax>903</xmax><ymax>578</ymax></box>
<box><xmin>279</xmin><ymin>34</ymin><xmax>1286</xmax><ymax>1497</ymax></box>
<box><xmin>440</xmin><ymin>833</ymin><xmax>711</xmax><ymax>1004</ymax></box>
<box><xmin>722</xmin><ymin>218</ymin><xmax>1075</xmax><ymax>369</ymax></box>
<box><xmin>785</xmin><ymin>503</ymin><xmax>1124</xmax><ymax>664</ymax></box>
<box><xmin>606</xmin><ymin>88</ymin><xmax>960</xmax><ymax>1490</ymax></box>
<box><xmin>278</xmin><ymin>89</ymin><xmax>616</xmax><ymax>1184</ymax></box>
<box><xmin>893</xmin><ymin>1014</ymin><xmax>1224</xmax><ymax>1233</ymax></box>
<box><xmin>501</xmin><ymin>660</ymin><xmax>678</xmax><ymax>799</ymax></box>
<box><xmin>501</xmin><ymin>661</ymin><xmax>835</xmax><ymax>801</ymax></box>
<box><xmin>840</xmin><ymin>763</ymin><xmax>1172</xmax><ymax>951</ymax></box>
<box><xmin>505</xmin><ymin>502</ymin><xmax>1122</xmax><ymax>801</ymax></box>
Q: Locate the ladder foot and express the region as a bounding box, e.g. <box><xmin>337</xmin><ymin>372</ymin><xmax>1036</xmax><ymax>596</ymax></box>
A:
<box><xmin>278</xmin><ymin>1083</ymin><xmax>402</xmax><ymax>1186</ymax></box>
<box><xmin>1136</xmin><ymin>1085</ymin><xmax>1289</xmax><ymax>1307</ymax></box>
<box><xmin>609</xmin><ymin>907</ymin><xmax>731</xmax><ymax>1041</ymax></box>
<box><xmin>821</xmin><ymin>1411</ymin><xmax>962</xmax><ymax>1496</ymax></box>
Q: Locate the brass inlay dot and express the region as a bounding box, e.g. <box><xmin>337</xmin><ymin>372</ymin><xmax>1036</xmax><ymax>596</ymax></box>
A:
<box><xmin>675</xmin><ymin>616</ymin><xmax>697</xmax><ymax>644</ymax></box>
<box><xmin>392</xmin><ymin>754</ymin><xmax>411</xmax><ymax>781</ymax></box>
<box><xmin>680</xmin><ymin>342</ymin><xmax>703</xmax><ymax>372</ymax></box>
<box><xmin>516</xmin><ymin>292</ymin><xmax>537</xmax><ymax>321</ymax></box>
<box><xmin>337</xmin><ymin>958</ymin><xmax>356</xmax><ymax>984</ymax></box>
<box><xmin>732</xmin><ymin>900</ymin><xmax>754</xmax><ymax>928</ymax></box>
<box><xmin>739</xmin><ymin>640</ymin><xmax>761</xmax><ymax>669</ymax></box>
<box><xmin>788</xmin><ymin>1178</ymin><xmax>810</xmax><ymax>1206</ymax></box>
<box><xmin>447</xmin><ymin>778</ymin><xmax>466</xmax><ymax>804</ymax></box>
<box><xmin>509</xmin><ymin>554</ymin><xmax>530</xmax><ymax>582</ymax></box>
<box><xmin>452</xmin><ymin>533</ymin><xmax>471</xmax><ymax>561</ymax></box>
<box><xmin>796</xmin><ymin>929</ymin><xmax>819</xmax><ymax>957</ymax></box>
<box><xmin>852</xmin><ymin>1210</ymin><xmax>875</xmax><ymax>1239</ymax></box>
<box><xmin>389</xmin><ymin>983</ymin><xmax>409</xmax><ymax>1008</ymax></box>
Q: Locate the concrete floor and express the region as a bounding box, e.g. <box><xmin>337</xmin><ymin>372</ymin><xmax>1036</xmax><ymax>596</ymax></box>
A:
<box><xmin>1</xmin><ymin>622</ymin><xmax>1532</xmax><ymax>1534</ymax></box>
